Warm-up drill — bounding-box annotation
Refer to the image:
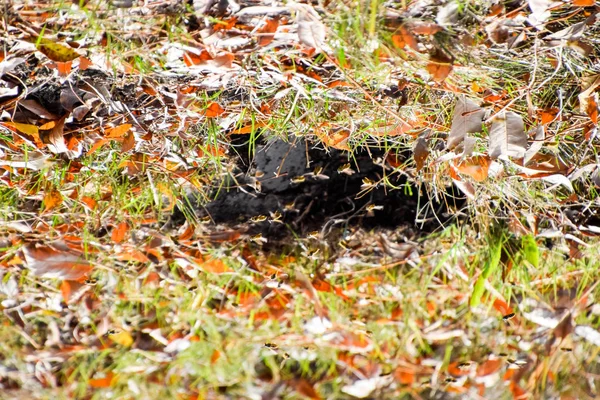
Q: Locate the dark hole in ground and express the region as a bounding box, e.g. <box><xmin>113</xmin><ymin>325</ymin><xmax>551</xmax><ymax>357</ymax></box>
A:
<box><xmin>170</xmin><ymin>135</ymin><xmax>465</xmax><ymax>240</ymax></box>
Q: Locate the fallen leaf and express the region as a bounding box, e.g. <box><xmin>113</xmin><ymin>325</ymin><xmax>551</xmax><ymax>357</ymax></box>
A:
<box><xmin>454</xmin><ymin>155</ymin><xmax>491</xmax><ymax>182</ymax></box>
<box><xmin>47</xmin><ymin>116</ymin><xmax>68</xmax><ymax>154</ymax></box>
<box><xmin>5</xmin><ymin>121</ymin><xmax>40</xmax><ymax>138</ymax></box>
<box><xmin>22</xmin><ymin>242</ymin><xmax>92</xmax><ymax>281</ymax></box>
<box><xmin>573</xmin><ymin>0</ymin><xmax>594</xmax><ymax>5</ymax></box>
<box><xmin>88</xmin><ymin>372</ymin><xmax>116</xmax><ymax>388</ymax></box>
<box><xmin>111</xmin><ymin>222</ymin><xmax>129</xmax><ymax>244</ymax></box>
<box><xmin>43</xmin><ymin>189</ymin><xmax>63</xmax><ymax>211</ymax></box>
<box><xmin>204</xmin><ymin>102</ymin><xmax>225</xmax><ymax>118</ymax></box>
<box><xmin>108</xmin><ymin>330</ymin><xmax>134</xmax><ymax>347</ymax></box>
<box><xmin>106</xmin><ymin>123</ymin><xmax>132</xmax><ymax>138</ymax></box>
<box><xmin>413</xmin><ymin>137</ymin><xmax>429</xmax><ymax>171</ymax></box>
<box><xmin>392</xmin><ymin>25</ymin><xmax>418</xmax><ymax>51</ymax></box>
<box><xmin>411</xmin><ymin>22</ymin><xmax>443</xmax><ymax>35</ymax></box>
<box><xmin>489</xmin><ymin>111</ymin><xmax>527</xmax><ymax>160</ymax></box>
<box><xmin>528</xmin><ymin>0</ymin><xmax>560</xmax><ymax>25</ymax></box>
<box><xmin>257</xmin><ymin>17</ymin><xmax>279</xmax><ymax>46</ymax></box>
<box><xmin>36</xmin><ymin>39</ymin><xmax>81</xmax><ymax>63</ymax></box>
<box><xmin>586</xmin><ymin>92</ymin><xmax>598</xmax><ymax>124</ymax></box>
<box><xmin>447</xmin><ymin>96</ymin><xmax>485</xmax><ymax>150</ymax></box>
<box><xmin>121</xmin><ymin>132</ymin><xmax>135</xmax><ymax>152</ymax></box>
<box><xmin>427</xmin><ymin>48</ymin><xmax>454</xmax><ymax>82</ymax></box>
<box><xmin>295</xmin><ymin>5</ymin><xmax>327</xmax><ymax>52</ymax></box>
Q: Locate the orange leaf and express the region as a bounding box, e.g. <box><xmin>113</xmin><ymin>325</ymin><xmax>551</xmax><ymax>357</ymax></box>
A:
<box><xmin>204</xmin><ymin>102</ymin><xmax>225</xmax><ymax>118</ymax></box>
<box><xmin>476</xmin><ymin>358</ymin><xmax>502</xmax><ymax>376</ymax></box>
<box><xmin>79</xmin><ymin>56</ymin><xmax>93</xmax><ymax>70</ymax></box>
<box><xmin>492</xmin><ymin>298</ymin><xmax>513</xmax><ymax>315</ymax></box>
<box><xmin>81</xmin><ymin>196</ymin><xmax>97</xmax><ymax>210</ymax></box>
<box><xmin>111</xmin><ymin>222</ymin><xmax>129</xmax><ymax>244</ymax></box>
<box><xmin>22</xmin><ymin>242</ymin><xmax>93</xmax><ymax>281</ymax></box>
<box><xmin>88</xmin><ymin>138</ymin><xmax>109</xmax><ymax>155</ymax></box>
<box><xmin>183</xmin><ymin>50</ymin><xmax>212</xmax><ymax>66</ymax></box>
<box><xmin>573</xmin><ymin>0</ymin><xmax>595</xmax><ymax>6</ymax></box>
<box><xmin>231</xmin><ymin>121</ymin><xmax>268</xmax><ymax>134</ymax></box>
<box><xmin>392</xmin><ymin>25</ymin><xmax>418</xmax><ymax>51</ymax></box>
<box><xmin>107</xmin><ymin>123</ymin><xmax>132</xmax><ymax>138</ymax></box>
<box><xmin>257</xmin><ymin>18</ymin><xmax>279</xmax><ymax>46</ymax></box>
<box><xmin>89</xmin><ymin>372</ymin><xmax>116</xmax><ymax>388</ymax></box>
<box><xmin>121</xmin><ymin>131</ymin><xmax>135</xmax><ymax>152</ymax></box>
<box><xmin>43</xmin><ymin>189</ymin><xmax>63</xmax><ymax>211</ymax></box>
<box><xmin>198</xmin><ymin>257</ymin><xmax>232</xmax><ymax>274</ymax></box>
<box><xmin>327</xmin><ymin>80</ymin><xmax>351</xmax><ymax>88</ymax></box>
<box><xmin>587</xmin><ymin>93</ymin><xmax>598</xmax><ymax>124</ymax></box>
<box><xmin>60</xmin><ymin>280</ymin><xmax>85</xmax><ymax>303</ymax></box>
<box><xmin>213</xmin><ymin>16</ymin><xmax>237</xmax><ymax>32</ymax></box>
<box><xmin>427</xmin><ymin>49</ymin><xmax>454</xmax><ymax>82</ymax></box>
<box><xmin>116</xmin><ymin>247</ymin><xmax>150</xmax><ymax>263</ymax></box>
<box><xmin>411</xmin><ymin>22</ymin><xmax>442</xmax><ymax>35</ymax></box>
<box><xmin>454</xmin><ymin>155</ymin><xmax>491</xmax><ymax>182</ymax></box>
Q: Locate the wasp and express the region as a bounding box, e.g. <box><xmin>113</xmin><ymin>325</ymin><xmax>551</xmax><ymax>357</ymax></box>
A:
<box><xmin>251</xmin><ymin>233</ymin><xmax>267</xmax><ymax>244</ymax></box>
<box><xmin>250</xmin><ymin>215</ymin><xmax>267</xmax><ymax>223</ymax></box>
<box><xmin>337</xmin><ymin>163</ymin><xmax>355</xmax><ymax>176</ymax></box>
<box><xmin>269</xmin><ymin>210</ymin><xmax>283</xmax><ymax>223</ymax></box>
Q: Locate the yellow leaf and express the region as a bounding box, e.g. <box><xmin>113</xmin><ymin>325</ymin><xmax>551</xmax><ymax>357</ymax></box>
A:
<box><xmin>108</xmin><ymin>331</ymin><xmax>134</xmax><ymax>347</ymax></box>
<box><xmin>11</xmin><ymin>122</ymin><xmax>39</xmax><ymax>137</ymax></box>
<box><xmin>36</xmin><ymin>39</ymin><xmax>81</xmax><ymax>63</ymax></box>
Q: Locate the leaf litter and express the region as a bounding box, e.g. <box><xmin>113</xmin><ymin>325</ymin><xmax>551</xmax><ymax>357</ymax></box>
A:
<box><xmin>1</xmin><ymin>0</ymin><xmax>600</xmax><ymax>399</ymax></box>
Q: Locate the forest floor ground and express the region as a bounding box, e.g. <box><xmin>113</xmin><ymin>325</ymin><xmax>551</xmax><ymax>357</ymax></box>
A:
<box><xmin>2</xmin><ymin>0</ymin><xmax>600</xmax><ymax>399</ymax></box>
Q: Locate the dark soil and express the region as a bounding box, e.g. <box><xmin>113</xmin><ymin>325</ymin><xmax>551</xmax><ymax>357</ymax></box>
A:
<box><xmin>172</xmin><ymin>135</ymin><xmax>465</xmax><ymax>239</ymax></box>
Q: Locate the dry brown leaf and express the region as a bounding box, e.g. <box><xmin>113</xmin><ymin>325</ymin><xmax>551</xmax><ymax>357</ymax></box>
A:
<box><xmin>489</xmin><ymin>111</ymin><xmax>527</xmax><ymax>160</ymax></box>
<box><xmin>392</xmin><ymin>25</ymin><xmax>418</xmax><ymax>51</ymax></box>
<box><xmin>411</xmin><ymin>22</ymin><xmax>443</xmax><ymax>35</ymax></box>
<box><xmin>427</xmin><ymin>48</ymin><xmax>453</xmax><ymax>82</ymax></box>
<box><xmin>586</xmin><ymin>92</ymin><xmax>598</xmax><ymax>124</ymax></box>
<box><xmin>257</xmin><ymin>17</ymin><xmax>279</xmax><ymax>47</ymax></box>
<box><xmin>454</xmin><ymin>155</ymin><xmax>491</xmax><ymax>182</ymax></box>
<box><xmin>524</xmin><ymin>125</ymin><xmax>545</xmax><ymax>165</ymax></box>
<box><xmin>47</xmin><ymin>116</ymin><xmax>68</xmax><ymax>154</ymax></box>
<box><xmin>413</xmin><ymin>137</ymin><xmax>429</xmax><ymax>171</ymax></box>
<box><xmin>447</xmin><ymin>96</ymin><xmax>485</xmax><ymax>151</ymax></box>
<box><xmin>23</xmin><ymin>242</ymin><xmax>92</xmax><ymax>281</ymax></box>
<box><xmin>121</xmin><ymin>131</ymin><xmax>135</xmax><ymax>152</ymax></box>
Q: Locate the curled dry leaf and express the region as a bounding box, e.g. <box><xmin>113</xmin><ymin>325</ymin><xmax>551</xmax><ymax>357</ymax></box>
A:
<box><xmin>22</xmin><ymin>242</ymin><xmax>93</xmax><ymax>281</ymax></box>
<box><xmin>488</xmin><ymin>111</ymin><xmax>527</xmax><ymax>160</ymax></box>
<box><xmin>46</xmin><ymin>116</ymin><xmax>68</xmax><ymax>154</ymax></box>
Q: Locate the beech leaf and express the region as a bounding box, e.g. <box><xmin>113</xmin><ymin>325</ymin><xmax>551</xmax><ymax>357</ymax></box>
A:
<box><xmin>489</xmin><ymin>111</ymin><xmax>527</xmax><ymax>160</ymax></box>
